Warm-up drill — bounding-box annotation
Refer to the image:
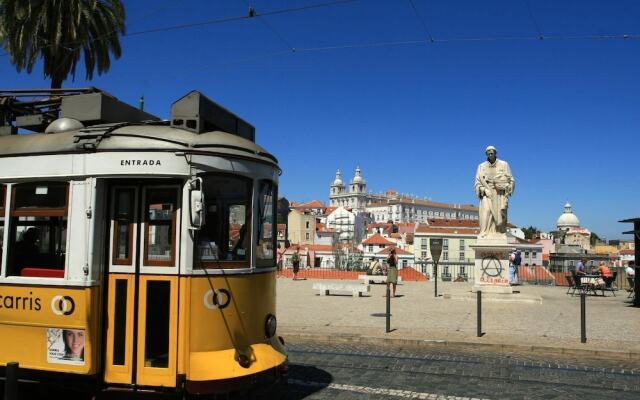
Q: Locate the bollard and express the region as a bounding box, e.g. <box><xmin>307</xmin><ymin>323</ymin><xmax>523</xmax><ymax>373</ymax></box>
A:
<box><xmin>477</xmin><ymin>291</ymin><xmax>482</xmax><ymax>337</ymax></box>
<box><xmin>386</xmin><ymin>285</ymin><xmax>391</xmax><ymax>333</ymax></box>
<box><xmin>580</xmin><ymin>292</ymin><xmax>586</xmax><ymax>343</ymax></box>
<box><xmin>4</xmin><ymin>361</ymin><xmax>18</xmax><ymax>400</ymax></box>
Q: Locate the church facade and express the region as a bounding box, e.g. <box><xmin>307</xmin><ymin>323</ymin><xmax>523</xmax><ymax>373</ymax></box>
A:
<box><xmin>328</xmin><ymin>168</ymin><xmax>479</xmax><ymax>223</ymax></box>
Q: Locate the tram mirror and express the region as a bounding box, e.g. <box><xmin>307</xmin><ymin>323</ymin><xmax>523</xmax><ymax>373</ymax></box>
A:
<box><xmin>189</xmin><ymin>178</ymin><xmax>205</xmax><ymax>230</ymax></box>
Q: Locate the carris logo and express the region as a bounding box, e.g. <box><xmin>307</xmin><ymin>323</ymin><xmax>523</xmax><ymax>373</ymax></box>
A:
<box><xmin>203</xmin><ymin>289</ymin><xmax>231</xmax><ymax>310</ymax></box>
<box><xmin>51</xmin><ymin>295</ymin><xmax>75</xmax><ymax>316</ymax></box>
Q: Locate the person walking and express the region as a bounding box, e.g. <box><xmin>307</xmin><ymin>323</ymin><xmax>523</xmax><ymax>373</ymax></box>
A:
<box><xmin>291</xmin><ymin>248</ymin><xmax>301</xmax><ymax>280</ymax></box>
<box><xmin>386</xmin><ymin>248</ymin><xmax>399</xmax><ymax>297</ymax></box>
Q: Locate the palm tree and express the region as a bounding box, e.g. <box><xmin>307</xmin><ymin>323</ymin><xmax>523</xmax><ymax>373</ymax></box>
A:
<box><xmin>0</xmin><ymin>0</ymin><xmax>125</xmax><ymax>88</ymax></box>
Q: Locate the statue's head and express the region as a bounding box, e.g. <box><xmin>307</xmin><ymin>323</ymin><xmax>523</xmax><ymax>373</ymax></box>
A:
<box><xmin>485</xmin><ymin>146</ymin><xmax>497</xmax><ymax>163</ymax></box>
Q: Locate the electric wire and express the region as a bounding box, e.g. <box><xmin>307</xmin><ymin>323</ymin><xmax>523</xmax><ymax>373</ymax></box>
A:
<box><xmin>125</xmin><ymin>0</ymin><xmax>357</xmax><ymax>38</ymax></box>
<box><xmin>524</xmin><ymin>0</ymin><xmax>544</xmax><ymax>40</ymax></box>
<box><xmin>408</xmin><ymin>0</ymin><xmax>436</xmax><ymax>43</ymax></box>
<box><xmin>0</xmin><ymin>0</ymin><xmax>356</xmax><ymax>56</ymax></box>
<box><xmin>239</xmin><ymin>0</ymin><xmax>296</xmax><ymax>52</ymax></box>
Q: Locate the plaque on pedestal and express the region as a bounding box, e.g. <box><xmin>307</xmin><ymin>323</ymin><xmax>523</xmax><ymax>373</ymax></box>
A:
<box><xmin>470</xmin><ymin>237</ymin><xmax>514</xmax><ymax>294</ymax></box>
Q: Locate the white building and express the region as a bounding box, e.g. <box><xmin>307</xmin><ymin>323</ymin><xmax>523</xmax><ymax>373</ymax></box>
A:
<box><xmin>328</xmin><ymin>168</ymin><xmax>479</xmax><ymax>222</ymax></box>
<box><xmin>325</xmin><ymin>206</ymin><xmax>367</xmax><ymax>243</ymax></box>
<box><xmin>556</xmin><ymin>202</ymin><xmax>591</xmax><ymax>251</ymax></box>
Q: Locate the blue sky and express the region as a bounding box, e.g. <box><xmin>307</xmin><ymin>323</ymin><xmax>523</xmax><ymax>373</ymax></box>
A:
<box><xmin>1</xmin><ymin>0</ymin><xmax>639</xmax><ymax>240</ymax></box>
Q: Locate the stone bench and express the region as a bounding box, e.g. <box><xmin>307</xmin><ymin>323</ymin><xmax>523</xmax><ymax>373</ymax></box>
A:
<box><xmin>313</xmin><ymin>283</ymin><xmax>370</xmax><ymax>297</ymax></box>
<box><xmin>358</xmin><ymin>275</ymin><xmax>403</xmax><ymax>285</ymax></box>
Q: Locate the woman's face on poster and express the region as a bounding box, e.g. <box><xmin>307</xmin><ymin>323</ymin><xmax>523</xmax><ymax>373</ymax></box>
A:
<box><xmin>64</xmin><ymin>329</ymin><xmax>84</xmax><ymax>357</ymax></box>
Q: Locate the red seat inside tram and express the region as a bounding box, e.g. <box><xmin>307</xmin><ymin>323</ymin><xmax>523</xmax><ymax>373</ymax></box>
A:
<box><xmin>21</xmin><ymin>267</ymin><xmax>64</xmax><ymax>278</ymax></box>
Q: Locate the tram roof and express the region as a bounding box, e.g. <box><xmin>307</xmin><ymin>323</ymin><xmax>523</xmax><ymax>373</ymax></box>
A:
<box><xmin>0</xmin><ymin>122</ymin><xmax>279</xmax><ymax>167</ymax></box>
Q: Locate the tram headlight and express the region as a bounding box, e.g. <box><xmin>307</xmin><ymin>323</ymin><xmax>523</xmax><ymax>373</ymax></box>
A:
<box><xmin>265</xmin><ymin>314</ymin><xmax>277</xmax><ymax>338</ymax></box>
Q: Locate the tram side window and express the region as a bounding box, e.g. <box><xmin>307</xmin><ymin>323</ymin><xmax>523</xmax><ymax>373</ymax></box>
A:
<box><xmin>256</xmin><ymin>180</ymin><xmax>276</xmax><ymax>267</ymax></box>
<box><xmin>7</xmin><ymin>182</ymin><xmax>69</xmax><ymax>278</ymax></box>
<box><xmin>0</xmin><ymin>185</ymin><xmax>5</xmax><ymax>272</ymax></box>
<box><xmin>196</xmin><ymin>175</ymin><xmax>251</xmax><ymax>267</ymax></box>
<box><xmin>144</xmin><ymin>188</ymin><xmax>178</xmax><ymax>267</ymax></box>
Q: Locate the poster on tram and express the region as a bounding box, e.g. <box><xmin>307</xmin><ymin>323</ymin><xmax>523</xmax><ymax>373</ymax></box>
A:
<box><xmin>47</xmin><ymin>328</ymin><xmax>85</xmax><ymax>365</ymax></box>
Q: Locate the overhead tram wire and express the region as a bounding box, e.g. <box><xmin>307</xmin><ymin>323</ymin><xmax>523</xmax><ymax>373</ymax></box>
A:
<box><xmin>524</xmin><ymin>0</ymin><xmax>545</xmax><ymax>40</ymax></box>
<box><xmin>239</xmin><ymin>0</ymin><xmax>296</xmax><ymax>53</ymax></box>
<box><xmin>0</xmin><ymin>0</ymin><xmax>357</xmax><ymax>56</ymax></box>
<box><xmin>124</xmin><ymin>0</ymin><xmax>358</xmax><ymax>38</ymax></box>
<box><xmin>173</xmin><ymin>30</ymin><xmax>640</xmax><ymax>76</ymax></box>
<box><xmin>408</xmin><ymin>0</ymin><xmax>436</xmax><ymax>43</ymax></box>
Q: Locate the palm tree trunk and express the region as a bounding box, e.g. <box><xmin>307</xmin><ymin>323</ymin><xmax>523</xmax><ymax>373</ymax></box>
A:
<box><xmin>51</xmin><ymin>76</ymin><xmax>63</xmax><ymax>89</ymax></box>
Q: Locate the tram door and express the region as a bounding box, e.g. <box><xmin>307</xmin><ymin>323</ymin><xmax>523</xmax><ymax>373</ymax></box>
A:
<box><xmin>104</xmin><ymin>183</ymin><xmax>180</xmax><ymax>388</ymax></box>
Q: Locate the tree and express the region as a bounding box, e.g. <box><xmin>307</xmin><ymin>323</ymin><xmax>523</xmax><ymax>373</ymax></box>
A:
<box><xmin>522</xmin><ymin>226</ymin><xmax>540</xmax><ymax>240</ymax></box>
<box><xmin>590</xmin><ymin>232</ymin><xmax>602</xmax><ymax>247</ymax></box>
<box><xmin>0</xmin><ymin>0</ymin><xmax>125</xmax><ymax>88</ymax></box>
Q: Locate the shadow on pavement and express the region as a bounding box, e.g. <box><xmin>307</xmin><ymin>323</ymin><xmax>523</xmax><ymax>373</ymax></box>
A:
<box><xmin>287</xmin><ymin>364</ymin><xmax>333</xmax><ymax>399</ymax></box>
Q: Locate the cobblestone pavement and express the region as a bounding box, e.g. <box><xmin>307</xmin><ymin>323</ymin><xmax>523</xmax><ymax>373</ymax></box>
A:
<box><xmin>285</xmin><ymin>340</ymin><xmax>640</xmax><ymax>400</ymax></box>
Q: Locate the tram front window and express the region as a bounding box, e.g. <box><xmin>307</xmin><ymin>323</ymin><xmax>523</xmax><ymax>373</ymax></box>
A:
<box><xmin>256</xmin><ymin>180</ymin><xmax>277</xmax><ymax>267</ymax></box>
<box><xmin>196</xmin><ymin>175</ymin><xmax>251</xmax><ymax>267</ymax></box>
<box><xmin>7</xmin><ymin>182</ymin><xmax>68</xmax><ymax>277</ymax></box>
<box><xmin>0</xmin><ymin>185</ymin><xmax>5</xmax><ymax>271</ymax></box>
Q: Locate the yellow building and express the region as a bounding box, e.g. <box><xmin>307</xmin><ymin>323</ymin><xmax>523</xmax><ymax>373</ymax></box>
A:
<box><xmin>592</xmin><ymin>245</ymin><xmax>617</xmax><ymax>254</ymax></box>
<box><xmin>287</xmin><ymin>209</ymin><xmax>316</xmax><ymax>245</ymax></box>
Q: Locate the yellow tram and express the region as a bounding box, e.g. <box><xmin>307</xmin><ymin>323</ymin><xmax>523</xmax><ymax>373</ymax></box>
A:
<box><xmin>0</xmin><ymin>89</ymin><xmax>287</xmax><ymax>397</ymax></box>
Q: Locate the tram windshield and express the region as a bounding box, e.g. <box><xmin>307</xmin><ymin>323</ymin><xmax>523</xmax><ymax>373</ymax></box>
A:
<box><xmin>7</xmin><ymin>182</ymin><xmax>68</xmax><ymax>277</ymax></box>
<box><xmin>256</xmin><ymin>180</ymin><xmax>277</xmax><ymax>267</ymax></box>
<box><xmin>196</xmin><ymin>175</ymin><xmax>252</xmax><ymax>268</ymax></box>
<box><xmin>0</xmin><ymin>185</ymin><xmax>5</xmax><ymax>272</ymax></box>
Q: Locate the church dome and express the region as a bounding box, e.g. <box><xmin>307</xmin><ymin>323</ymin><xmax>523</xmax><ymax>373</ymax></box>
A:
<box><xmin>557</xmin><ymin>202</ymin><xmax>580</xmax><ymax>230</ymax></box>
<box><xmin>332</xmin><ymin>169</ymin><xmax>344</xmax><ymax>186</ymax></box>
<box><xmin>352</xmin><ymin>166</ymin><xmax>366</xmax><ymax>184</ymax></box>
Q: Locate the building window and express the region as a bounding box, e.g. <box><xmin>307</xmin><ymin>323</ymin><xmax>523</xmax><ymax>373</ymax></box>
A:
<box><xmin>305</xmin><ymin>232</ymin><xmax>310</xmax><ymax>240</ymax></box>
<box><xmin>443</xmin><ymin>251</ymin><xmax>448</xmax><ymax>261</ymax></box>
<box><xmin>421</xmin><ymin>238</ymin><xmax>427</xmax><ymax>248</ymax></box>
<box><xmin>7</xmin><ymin>182</ymin><xmax>69</xmax><ymax>277</ymax></box>
<box><xmin>459</xmin><ymin>239</ymin><xmax>465</xmax><ymax>250</ymax></box>
<box><xmin>421</xmin><ymin>251</ymin><xmax>427</xmax><ymax>259</ymax></box>
<box><xmin>379</xmin><ymin>244</ymin><xmax>384</xmax><ymax>249</ymax></box>
<box><xmin>459</xmin><ymin>252</ymin><xmax>465</xmax><ymax>261</ymax></box>
<box><xmin>525</xmin><ymin>251</ymin><xmax>529</xmax><ymax>258</ymax></box>
<box><xmin>443</xmin><ymin>239</ymin><xmax>448</xmax><ymax>250</ymax></box>
<box><xmin>532</xmin><ymin>252</ymin><xmax>537</xmax><ymax>258</ymax></box>
<box><xmin>402</xmin><ymin>259</ymin><xmax>407</xmax><ymax>267</ymax></box>
<box><xmin>460</xmin><ymin>265</ymin><xmax>466</xmax><ymax>275</ymax></box>
<box><xmin>305</xmin><ymin>221</ymin><xmax>310</xmax><ymax>229</ymax></box>
<box><xmin>369</xmin><ymin>245</ymin><xmax>373</xmax><ymax>252</ymax></box>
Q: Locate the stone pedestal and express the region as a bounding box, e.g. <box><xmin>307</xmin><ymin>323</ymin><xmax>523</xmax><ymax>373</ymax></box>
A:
<box><xmin>470</xmin><ymin>236</ymin><xmax>514</xmax><ymax>294</ymax></box>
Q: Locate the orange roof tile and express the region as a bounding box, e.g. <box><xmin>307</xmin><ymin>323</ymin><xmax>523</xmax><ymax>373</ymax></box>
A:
<box><xmin>377</xmin><ymin>247</ymin><xmax>413</xmax><ymax>255</ymax></box>
<box><xmin>294</xmin><ymin>199</ymin><xmax>325</xmax><ymax>209</ymax></box>
<box><xmin>415</xmin><ymin>226</ymin><xmax>479</xmax><ymax>235</ymax></box>
<box><xmin>362</xmin><ymin>233</ymin><xmax>395</xmax><ymax>245</ymax></box>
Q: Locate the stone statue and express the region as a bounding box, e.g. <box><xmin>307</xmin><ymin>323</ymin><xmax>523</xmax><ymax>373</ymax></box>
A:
<box><xmin>474</xmin><ymin>146</ymin><xmax>515</xmax><ymax>237</ymax></box>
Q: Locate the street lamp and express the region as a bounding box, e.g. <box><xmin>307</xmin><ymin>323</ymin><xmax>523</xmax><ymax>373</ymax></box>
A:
<box><xmin>430</xmin><ymin>238</ymin><xmax>443</xmax><ymax>297</ymax></box>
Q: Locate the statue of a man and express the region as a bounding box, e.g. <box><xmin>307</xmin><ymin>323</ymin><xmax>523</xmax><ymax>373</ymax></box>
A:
<box><xmin>474</xmin><ymin>146</ymin><xmax>515</xmax><ymax>237</ymax></box>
